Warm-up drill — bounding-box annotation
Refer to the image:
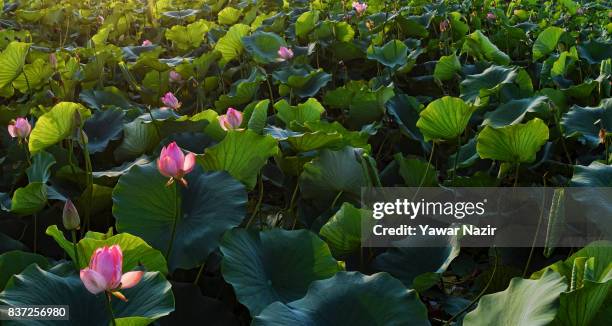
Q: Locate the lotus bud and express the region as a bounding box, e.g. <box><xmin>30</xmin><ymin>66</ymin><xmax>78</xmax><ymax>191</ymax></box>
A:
<box><xmin>80</xmin><ymin>245</ymin><xmax>144</xmax><ymax>301</ymax></box>
<box><xmin>277</xmin><ymin>46</ymin><xmax>294</xmax><ymax>61</ymax></box>
<box><xmin>97</xmin><ymin>15</ymin><xmax>105</xmax><ymax>24</ymax></box>
<box><xmin>141</xmin><ymin>39</ymin><xmax>153</xmax><ymax>46</ymax></box>
<box><xmin>439</xmin><ymin>19</ymin><xmax>449</xmax><ymax>32</ymax></box>
<box><xmin>486</xmin><ymin>12</ymin><xmax>496</xmax><ymax>20</ymax></box>
<box><xmin>62</xmin><ymin>199</ymin><xmax>81</xmax><ymax>230</ymax></box>
<box><xmin>7</xmin><ymin>117</ymin><xmax>31</xmax><ymax>140</ymax></box>
<box><xmin>576</xmin><ymin>8</ymin><xmax>584</xmax><ymax>15</ymax></box>
<box><xmin>352</xmin><ymin>2</ymin><xmax>367</xmax><ymax>16</ymax></box>
<box><xmin>169</xmin><ymin>70</ymin><xmax>182</xmax><ymax>83</ymax></box>
<box><xmin>218</xmin><ymin>108</ymin><xmax>243</xmax><ymax>131</ymax></box>
<box><xmin>49</xmin><ymin>53</ymin><xmax>57</xmax><ymax>69</ymax></box>
<box><xmin>157</xmin><ymin>141</ymin><xmax>196</xmax><ymax>187</ymax></box>
<box><xmin>160</xmin><ymin>92</ymin><xmax>181</xmax><ymax>110</ymax></box>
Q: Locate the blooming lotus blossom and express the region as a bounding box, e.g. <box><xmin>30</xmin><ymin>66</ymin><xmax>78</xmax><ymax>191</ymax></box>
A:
<box><xmin>7</xmin><ymin>117</ymin><xmax>31</xmax><ymax>141</ymax></box>
<box><xmin>486</xmin><ymin>12</ymin><xmax>496</xmax><ymax>20</ymax></box>
<box><xmin>157</xmin><ymin>141</ymin><xmax>196</xmax><ymax>187</ymax></box>
<box><xmin>142</xmin><ymin>40</ymin><xmax>153</xmax><ymax>46</ymax></box>
<box><xmin>169</xmin><ymin>70</ymin><xmax>182</xmax><ymax>83</ymax></box>
<box><xmin>218</xmin><ymin>108</ymin><xmax>243</xmax><ymax>131</ymax></box>
<box><xmin>80</xmin><ymin>245</ymin><xmax>144</xmax><ymax>301</ymax></box>
<box><xmin>439</xmin><ymin>19</ymin><xmax>449</xmax><ymax>32</ymax></box>
<box><xmin>161</xmin><ymin>92</ymin><xmax>181</xmax><ymax>110</ymax></box>
<box><xmin>353</xmin><ymin>2</ymin><xmax>367</xmax><ymax>16</ymax></box>
<box><xmin>277</xmin><ymin>46</ymin><xmax>294</xmax><ymax>61</ymax></box>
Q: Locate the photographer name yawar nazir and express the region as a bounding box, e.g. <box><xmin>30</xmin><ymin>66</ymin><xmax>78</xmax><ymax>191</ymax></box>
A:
<box><xmin>372</xmin><ymin>224</ymin><xmax>497</xmax><ymax>236</ymax></box>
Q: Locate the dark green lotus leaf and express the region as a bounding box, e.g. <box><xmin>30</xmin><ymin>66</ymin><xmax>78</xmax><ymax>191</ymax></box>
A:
<box><xmin>303</xmin><ymin>121</ymin><xmax>371</xmax><ymax>152</ymax></box>
<box><xmin>199</xmin><ymin>130</ymin><xmax>278</xmax><ymax>189</ymax></box>
<box><xmin>28</xmin><ymin>102</ymin><xmax>91</xmax><ymax>154</ymax></box>
<box><xmin>417</xmin><ymin>96</ymin><xmax>475</xmax><ymax>141</ymax></box>
<box><xmin>447</xmin><ymin>137</ymin><xmax>479</xmax><ymax>172</ymax></box>
<box><xmin>461</xmin><ymin>30</ymin><xmax>511</xmax><ymax>65</ymax></box>
<box><xmin>0</xmin><ymin>232</ymin><xmax>27</xmax><ymax>254</ymax></box>
<box><xmin>367</xmin><ymin>40</ymin><xmax>408</xmax><ymax>68</ymax></box>
<box><xmin>79</xmin><ymin>89</ymin><xmax>133</xmax><ymax>110</ymax></box>
<box><xmin>45</xmin><ymin>225</ymin><xmax>168</xmax><ymax>274</ymax></box>
<box><xmin>562</xmin><ymin>80</ymin><xmax>598</xmax><ymax>99</ymax></box>
<box><xmin>286</xmin><ymin>132</ymin><xmax>344</xmax><ymax>152</ymax></box>
<box><xmin>10</xmin><ymin>182</ymin><xmax>47</xmax><ymax>215</ymax></box>
<box><xmin>482</xmin><ymin>95</ymin><xmax>549</xmax><ymax>127</ymax></box>
<box><xmin>386</xmin><ymin>94</ymin><xmax>430</xmax><ymax>151</ymax></box>
<box><xmin>92</xmin><ymin>156</ymin><xmax>151</xmax><ymax>183</ymax></box>
<box><xmin>0</xmin><ymin>251</ymin><xmax>48</xmax><ymax>291</ymax></box>
<box><xmin>274</xmin><ymin>98</ymin><xmax>325</xmax><ymax>126</ymax></box>
<box><xmin>84</xmin><ymin>108</ymin><xmax>126</xmax><ymax>153</ymax></box>
<box><xmin>215</xmin><ymin>69</ymin><xmax>265</xmax><ymax>110</ymax></box>
<box><xmin>533</xmin><ymin>27</ymin><xmax>565</xmax><ymax>61</ymax></box>
<box><xmin>373</xmin><ymin>234</ymin><xmax>459</xmax><ymax>291</ymax></box>
<box><xmin>464</xmin><ymin>270</ymin><xmax>567</xmax><ymax>326</ymax></box>
<box><xmin>477</xmin><ymin>118</ymin><xmax>549</xmax><ymax>163</ymax></box>
<box><xmin>252</xmin><ymin>271</ymin><xmax>430</xmax><ymax>326</ymax></box>
<box><xmin>395</xmin><ymin>14</ymin><xmax>430</xmax><ymax>38</ymax></box>
<box><xmin>161</xmin><ymin>282</ymin><xmax>239</xmax><ymax>325</ymax></box>
<box><xmin>460</xmin><ymin>65</ymin><xmax>517</xmax><ymax>105</ymax></box>
<box><xmin>319</xmin><ymin>203</ymin><xmax>371</xmax><ymax>256</ymax></box>
<box><xmin>434</xmin><ymin>54</ymin><xmax>461</xmax><ymax>81</ymax></box>
<box><xmin>561</xmin><ymin>98</ymin><xmax>612</xmax><ymax>147</ymax></box>
<box><xmin>324</xmin><ymin>81</ymin><xmax>394</xmax><ymax>129</ymax></box>
<box><xmin>0</xmin><ymin>265</ymin><xmax>174</xmax><ymax>326</ymax></box>
<box><xmin>577</xmin><ymin>40</ymin><xmax>612</xmax><ymax>64</ymax></box>
<box><xmin>395</xmin><ymin>154</ymin><xmax>438</xmax><ymax>186</ymax></box>
<box><xmin>26</xmin><ymin>150</ymin><xmax>55</xmax><ymax>183</ymax></box>
<box><xmin>570</xmin><ymin>164</ymin><xmax>612</xmax><ymax>237</ymax></box>
<box><xmin>113</xmin><ymin>163</ymin><xmax>247</xmax><ymax>271</ymax></box>
<box><xmin>299</xmin><ymin>147</ymin><xmax>367</xmax><ymax>207</ymax></box>
<box><xmin>220</xmin><ymin>228</ymin><xmax>341</xmax><ymax>315</ymax></box>
<box><xmin>571</xmin><ymin>162</ymin><xmax>612</xmax><ymax>187</ymax></box>
<box><xmin>242</xmin><ymin>31</ymin><xmax>286</xmax><ymax>64</ymax></box>
<box><xmin>283</xmin><ymin>68</ymin><xmax>331</xmax><ymax>98</ymax></box>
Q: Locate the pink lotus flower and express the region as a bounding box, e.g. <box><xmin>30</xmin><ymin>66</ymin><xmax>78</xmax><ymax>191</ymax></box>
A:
<box><xmin>141</xmin><ymin>40</ymin><xmax>153</xmax><ymax>46</ymax></box>
<box><xmin>7</xmin><ymin>117</ymin><xmax>31</xmax><ymax>141</ymax></box>
<box><xmin>218</xmin><ymin>108</ymin><xmax>243</xmax><ymax>131</ymax></box>
<box><xmin>277</xmin><ymin>46</ymin><xmax>294</xmax><ymax>61</ymax></box>
<box><xmin>169</xmin><ymin>70</ymin><xmax>182</xmax><ymax>83</ymax></box>
<box><xmin>352</xmin><ymin>2</ymin><xmax>367</xmax><ymax>16</ymax></box>
<box><xmin>486</xmin><ymin>12</ymin><xmax>496</xmax><ymax>20</ymax></box>
<box><xmin>439</xmin><ymin>19</ymin><xmax>449</xmax><ymax>32</ymax></box>
<box><xmin>80</xmin><ymin>245</ymin><xmax>144</xmax><ymax>301</ymax></box>
<box><xmin>157</xmin><ymin>141</ymin><xmax>196</xmax><ymax>187</ymax></box>
<box><xmin>160</xmin><ymin>92</ymin><xmax>181</xmax><ymax>110</ymax></box>
<box><xmin>97</xmin><ymin>15</ymin><xmax>105</xmax><ymax>24</ymax></box>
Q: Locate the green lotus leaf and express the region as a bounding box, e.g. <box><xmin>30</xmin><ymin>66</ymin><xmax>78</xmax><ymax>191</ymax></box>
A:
<box><xmin>461</xmin><ymin>30</ymin><xmax>511</xmax><ymax>65</ymax></box>
<box><xmin>416</xmin><ymin>96</ymin><xmax>475</xmax><ymax>142</ymax></box>
<box><xmin>28</xmin><ymin>102</ymin><xmax>91</xmax><ymax>154</ymax></box>
<box><xmin>324</xmin><ymin>81</ymin><xmax>395</xmax><ymax>129</ymax></box>
<box><xmin>214</xmin><ymin>69</ymin><xmax>265</xmax><ymax>110</ymax></box>
<box><xmin>395</xmin><ymin>154</ymin><xmax>438</xmax><ymax>186</ymax></box>
<box><xmin>570</xmin><ymin>164</ymin><xmax>612</xmax><ymax>237</ymax></box>
<box><xmin>286</xmin><ymin>132</ymin><xmax>343</xmax><ymax>152</ymax></box>
<box><xmin>561</xmin><ymin>98</ymin><xmax>612</xmax><ymax>147</ymax></box>
<box><xmin>0</xmin><ymin>42</ymin><xmax>30</xmax><ymax>91</ymax></box>
<box><xmin>246</xmin><ymin>99</ymin><xmax>269</xmax><ymax>134</ymax></box>
<box><xmin>299</xmin><ymin>147</ymin><xmax>367</xmax><ymax>207</ymax></box>
<box><xmin>45</xmin><ymin>225</ymin><xmax>168</xmax><ymax>274</ymax></box>
<box><xmin>199</xmin><ymin>130</ymin><xmax>278</xmax><ymax>189</ymax></box>
<box><xmin>571</xmin><ymin>162</ymin><xmax>612</xmax><ymax>187</ymax></box>
<box><xmin>274</xmin><ymin>98</ymin><xmax>325</xmax><ymax>126</ymax></box>
<box><xmin>0</xmin><ymin>265</ymin><xmax>174</xmax><ymax>326</ymax></box>
<box><xmin>215</xmin><ymin>24</ymin><xmax>251</xmax><ymax>66</ymax></box>
<box><xmin>319</xmin><ymin>203</ymin><xmax>371</xmax><ymax>256</ymax></box>
<box><xmin>26</xmin><ymin>150</ymin><xmax>55</xmax><ymax>183</ymax></box>
<box><xmin>386</xmin><ymin>94</ymin><xmax>429</xmax><ymax>150</ymax></box>
<box><xmin>434</xmin><ymin>53</ymin><xmax>461</xmax><ymax>81</ymax></box>
<box><xmin>113</xmin><ymin>164</ymin><xmax>247</xmax><ymax>271</ymax></box>
<box><xmin>285</xmin><ymin>68</ymin><xmax>331</xmax><ymax>98</ymax></box>
<box><xmin>165</xmin><ymin>19</ymin><xmax>211</xmax><ymax>51</ymax></box>
<box><xmin>447</xmin><ymin>137</ymin><xmax>479</xmax><ymax>172</ymax></box>
<box><xmin>252</xmin><ymin>272</ymin><xmax>430</xmax><ymax>326</ymax></box>
<box><xmin>303</xmin><ymin>121</ymin><xmax>371</xmax><ymax>152</ymax></box>
<box><xmin>295</xmin><ymin>11</ymin><xmax>319</xmax><ymax>38</ymax></box>
<box><xmin>13</xmin><ymin>58</ymin><xmax>53</xmax><ymax>93</ymax></box>
<box><xmin>477</xmin><ymin>118</ymin><xmax>549</xmax><ymax>163</ymax></box>
<box><xmin>464</xmin><ymin>270</ymin><xmax>567</xmax><ymax>326</ymax></box>
<box><xmin>10</xmin><ymin>182</ymin><xmax>47</xmax><ymax>215</ymax></box>
<box><xmin>0</xmin><ymin>251</ymin><xmax>48</xmax><ymax>291</ymax></box>
<box><xmin>533</xmin><ymin>27</ymin><xmax>565</xmax><ymax>60</ymax></box>
<box><xmin>373</xmin><ymin>234</ymin><xmax>459</xmax><ymax>291</ymax></box>
<box><xmin>577</xmin><ymin>40</ymin><xmax>612</xmax><ymax>64</ymax></box>
<box><xmin>482</xmin><ymin>95</ymin><xmax>549</xmax><ymax>127</ymax></box>
<box><xmin>562</xmin><ymin>80</ymin><xmax>598</xmax><ymax>99</ymax></box>
<box><xmin>83</xmin><ymin>108</ymin><xmax>126</xmax><ymax>153</ymax></box>
<box><xmin>218</xmin><ymin>7</ymin><xmax>241</xmax><ymax>25</ymax></box>
<box><xmin>551</xmin><ymin>48</ymin><xmax>579</xmax><ymax>78</ymax></box>
<box><xmin>367</xmin><ymin>40</ymin><xmax>409</xmax><ymax>68</ymax></box>
<box><xmin>395</xmin><ymin>14</ymin><xmax>429</xmax><ymax>38</ymax></box>
<box><xmin>242</xmin><ymin>31</ymin><xmax>286</xmax><ymax>64</ymax></box>
<box><xmin>460</xmin><ymin>65</ymin><xmax>517</xmax><ymax>105</ymax></box>
<box><xmin>219</xmin><ymin>228</ymin><xmax>341</xmax><ymax>315</ymax></box>
<box><xmin>79</xmin><ymin>89</ymin><xmax>132</xmax><ymax>110</ymax></box>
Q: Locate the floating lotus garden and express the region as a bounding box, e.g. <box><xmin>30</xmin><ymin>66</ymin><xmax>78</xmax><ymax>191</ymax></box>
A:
<box><xmin>0</xmin><ymin>0</ymin><xmax>611</xmax><ymax>325</ymax></box>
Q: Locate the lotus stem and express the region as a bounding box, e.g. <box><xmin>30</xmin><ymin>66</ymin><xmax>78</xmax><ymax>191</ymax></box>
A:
<box><xmin>245</xmin><ymin>173</ymin><xmax>264</xmax><ymax>229</ymax></box>
<box><xmin>81</xmin><ymin>130</ymin><xmax>93</xmax><ymax>232</ymax></box>
<box><xmin>105</xmin><ymin>293</ymin><xmax>117</xmax><ymax>326</ymax></box>
<box><xmin>71</xmin><ymin>229</ymin><xmax>81</xmax><ymax>269</ymax></box>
